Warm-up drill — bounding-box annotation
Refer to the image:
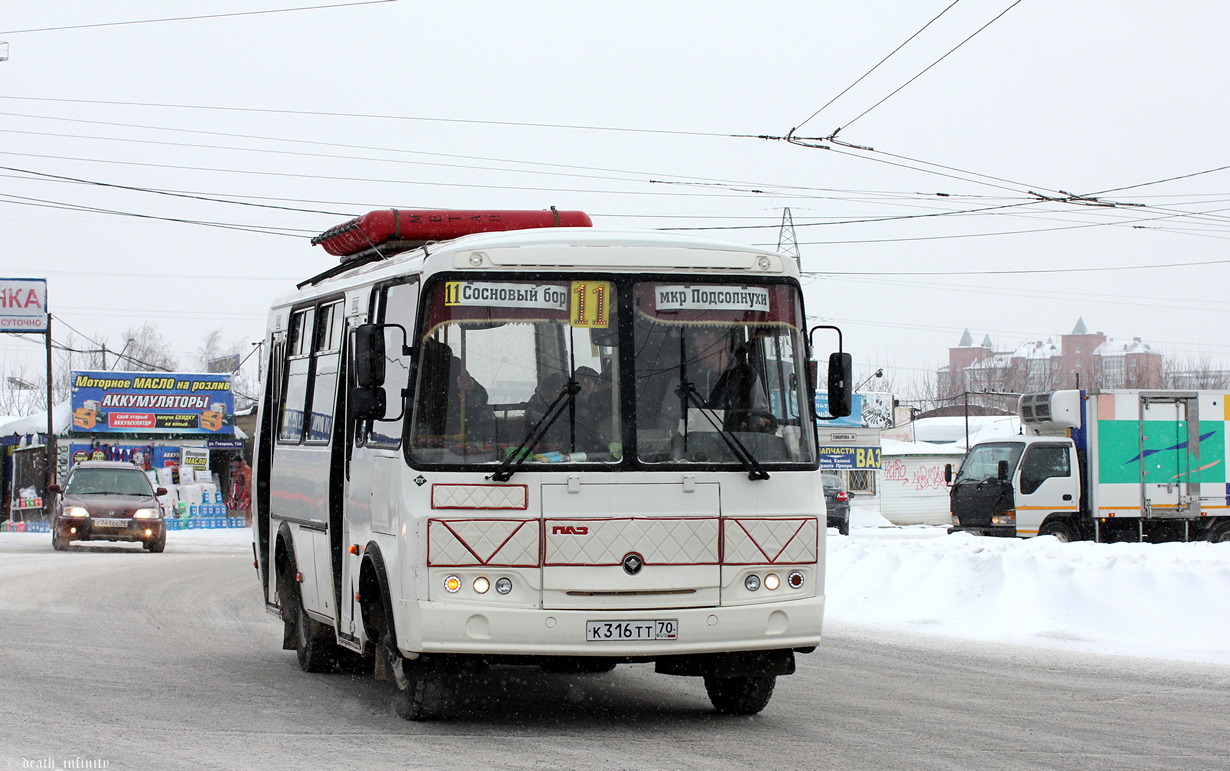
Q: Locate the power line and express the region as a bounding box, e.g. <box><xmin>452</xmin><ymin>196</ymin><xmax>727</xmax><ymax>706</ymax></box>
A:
<box><xmin>0</xmin><ymin>192</ymin><xmax>313</xmax><ymax>237</ymax></box>
<box><xmin>0</xmin><ymin>94</ymin><xmax>733</xmax><ymax>139</ymax></box>
<box><xmin>1088</xmin><ymin>164</ymin><xmax>1230</xmax><ymax>197</ymax></box>
<box><xmin>792</xmin><ymin>0</ymin><xmax>963</xmax><ymax>134</ymax></box>
<box><xmin>0</xmin><ymin>165</ymin><xmax>350</xmax><ymax>217</ymax></box>
<box><xmin>803</xmin><ymin>255</ymin><xmax>1230</xmax><ymax>277</ymax></box>
<box><xmin>0</xmin><ymin>149</ymin><xmax>771</xmax><ymax>200</ymax></box>
<box><xmin>0</xmin><ymin>1</ymin><xmax>401</xmax><ymax>35</ymax></box>
<box><xmin>0</xmin><ymin>109</ymin><xmax>776</xmax><ymax>190</ymax></box>
<box><xmin>836</xmin><ymin>0</ymin><xmax>1022</xmax><ymax>134</ymax></box>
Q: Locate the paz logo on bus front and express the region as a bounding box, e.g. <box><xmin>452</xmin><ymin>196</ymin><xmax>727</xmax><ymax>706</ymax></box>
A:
<box><xmin>552</xmin><ymin>525</ymin><xmax>589</xmax><ymax>535</ymax></box>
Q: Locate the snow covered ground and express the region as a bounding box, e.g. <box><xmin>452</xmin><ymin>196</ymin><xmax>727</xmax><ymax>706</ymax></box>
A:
<box><xmin>4</xmin><ymin>504</ymin><xmax>1228</xmax><ymax>667</ymax></box>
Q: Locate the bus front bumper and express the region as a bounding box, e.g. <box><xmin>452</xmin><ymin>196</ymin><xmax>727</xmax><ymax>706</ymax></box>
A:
<box><xmin>400</xmin><ymin>595</ymin><xmax>825</xmax><ymax>657</ymax></box>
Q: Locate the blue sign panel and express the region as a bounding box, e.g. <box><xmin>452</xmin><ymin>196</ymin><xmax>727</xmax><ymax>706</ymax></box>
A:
<box><xmin>70</xmin><ymin>371</ymin><xmax>235</xmax><ymax>435</ymax></box>
<box><xmin>815</xmin><ymin>393</ymin><xmax>865</xmax><ymax>427</ymax></box>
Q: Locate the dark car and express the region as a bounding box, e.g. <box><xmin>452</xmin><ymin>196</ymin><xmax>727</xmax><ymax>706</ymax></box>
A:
<box><xmin>49</xmin><ymin>461</ymin><xmax>168</xmax><ymax>552</ymax></box>
<box><xmin>822</xmin><ymin>471</ymin><xmax>852</xmax><ymax>535</ymax></box>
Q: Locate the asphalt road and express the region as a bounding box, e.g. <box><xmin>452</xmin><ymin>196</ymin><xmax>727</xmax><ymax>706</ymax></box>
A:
<box><xmin>0</xmin><ymin>532</ymin><xmax>1226</xmax><ymax>771</ymax></box>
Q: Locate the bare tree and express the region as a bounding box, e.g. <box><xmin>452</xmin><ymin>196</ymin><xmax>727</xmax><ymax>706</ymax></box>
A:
<box><xmin>1161</xmin><ymin>355</ymin><xmax>1230</xmax><ymax>389</ymax></box>
<box><xmin>194</xmin><ymin>329</ymin><xmax>259</xmax><ymax>409</ymax></box>
<box><xmin>117</xmin><ymin>323</ymin><xmax>178</xmax><ymax>372</ymax></box>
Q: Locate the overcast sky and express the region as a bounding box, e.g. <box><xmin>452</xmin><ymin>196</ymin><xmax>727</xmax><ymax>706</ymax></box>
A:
<box><xmin>2</xmin><ymin>1</ymin><xmax>1228</xmax><ymax>400</ymax></box>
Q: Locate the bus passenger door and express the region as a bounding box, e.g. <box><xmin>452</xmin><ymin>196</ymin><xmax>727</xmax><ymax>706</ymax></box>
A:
<box><xmin>341</xmin><ymin>280</ymin><xmax>418</xmax><ymax>641</ymax></box>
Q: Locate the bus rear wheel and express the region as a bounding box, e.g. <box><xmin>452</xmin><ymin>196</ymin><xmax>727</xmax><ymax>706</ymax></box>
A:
<box><xmin>704</xmin><ymin>674</ymin><xmax>776</xmax><ymax>715</ymax></box>
<box><xmin>294</xmin><ymin>593</ymin><xmax>338</xmax><ymax>673</ymax></box>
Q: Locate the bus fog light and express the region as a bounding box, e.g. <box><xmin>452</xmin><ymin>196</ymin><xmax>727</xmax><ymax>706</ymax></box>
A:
<box><xmin>473</xmin><ymin>577</ymin><xmax>490</xmax><ymax>594</ymax></box>
<box><xmin>495</xmin><ymin>577</ymin><xmax>513</xmax><ymax>595</ymax></box>
<box><xmin>787</xmin><ymin>571</ymin><xmax>804</xmax><ymax>589</ymax></box>
<box><xmin>443</xmin><ymin>575</ymin><xmax>462</xmax><ymax>593</ymax></box>
<box><xmin>744</xmin><ymin>574</ymin><xmax>761</xmax><ymax>592</ymax></box>
<box><xmin>764</xmin><ymin>573</ymin><xmax>780</xmax><ymax>591</ymax></box>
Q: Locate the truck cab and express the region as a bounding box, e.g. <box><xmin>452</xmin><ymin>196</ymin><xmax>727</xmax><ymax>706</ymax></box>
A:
<box><xmin>948</xmin><ymin>435</ymin><xmax>1082</xmax><ymax>538</ymax></box>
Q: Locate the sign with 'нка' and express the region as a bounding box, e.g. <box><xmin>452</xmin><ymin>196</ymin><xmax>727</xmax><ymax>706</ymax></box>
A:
<box><xmin>0</xmin><ymin>278</ymin><xmax>48</xmax><ymax>332</ymax></box>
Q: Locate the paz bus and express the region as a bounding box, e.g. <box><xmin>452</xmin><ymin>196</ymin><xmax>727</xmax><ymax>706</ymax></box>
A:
<box><xmin>252</xmin><ymin>209</ymin><xmax>852</xmax><ymax>719</ymax></box>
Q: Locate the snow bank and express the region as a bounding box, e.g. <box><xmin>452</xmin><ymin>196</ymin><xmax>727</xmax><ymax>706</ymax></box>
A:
<box><xmin>828</xmin><ymin>528</ymin><xmax>1230</xmax><ymax>664</ymax></box>
<box><xmin>4</xmin><ymin>522</ymin><xmax>1228</xmax><ymax>666</ymax></box>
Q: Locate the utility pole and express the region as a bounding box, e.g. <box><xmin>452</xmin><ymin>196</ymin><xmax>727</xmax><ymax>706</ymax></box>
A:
<box><xmin>776</xmin><ymin>208</ymin><xmax>801</xmax><ymax>271</ymax></box>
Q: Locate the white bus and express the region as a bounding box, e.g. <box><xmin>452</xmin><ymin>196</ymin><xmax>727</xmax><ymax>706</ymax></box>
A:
<box><xmin>253</xmin><ymin>209</ymin><xmax>852</xmax><ymax>719</ymax></box>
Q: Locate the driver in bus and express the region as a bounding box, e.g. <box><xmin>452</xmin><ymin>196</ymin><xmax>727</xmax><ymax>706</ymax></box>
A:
<box><xmin>416</xmin><ymin>338</ymin><xmax>496</xmax><ymax>447</ymax></box>
<box><xmin>688</xmin><ymin>326</ymin><xmax>775</xmax><ymax>433</ymax></box>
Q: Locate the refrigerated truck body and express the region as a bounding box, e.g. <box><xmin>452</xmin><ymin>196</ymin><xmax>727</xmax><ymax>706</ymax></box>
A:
<box><xmin>948</xmin><ymin>390</ymin><xmax>1230</xmax><ymax>543</ymax></box>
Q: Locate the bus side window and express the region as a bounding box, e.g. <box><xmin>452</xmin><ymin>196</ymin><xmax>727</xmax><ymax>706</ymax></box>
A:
<box><xmin>305</xmin><ymin>302</ymin><xmax>343</xmax><ymax>444</ymax></box>
<box><xmin>278</xmin><ymin>307</ymin><xmax>314</xmax><ymax>443</ymax></box>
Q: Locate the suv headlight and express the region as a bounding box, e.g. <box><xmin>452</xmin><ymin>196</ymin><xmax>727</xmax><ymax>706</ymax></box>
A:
<box><xmin>62</xmin><ymin>506</ymin><xmax>90</xmax><ymax>518</ymax></box>
<box><xmin>133</xmin><ymin>508</ymin><xmax>160</xmax><ymax>519</ymax></box>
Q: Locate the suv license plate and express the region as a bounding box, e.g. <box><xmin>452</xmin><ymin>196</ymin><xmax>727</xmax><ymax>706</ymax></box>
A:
<box><xmin>585</xmin><ymin>620</ymin><xmax>678</xmax><ymax>642</ymax></box>
<box><xmin>93</xmin><ymin>518</ymin><xmax>128</xmax><ymax>527</ymax></box>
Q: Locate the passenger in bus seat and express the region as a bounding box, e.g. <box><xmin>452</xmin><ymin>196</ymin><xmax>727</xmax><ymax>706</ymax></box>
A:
<box><xmin>572</xmin><ymin>366</ymin><xmax>614</xmax><ymax>453</ymax></box>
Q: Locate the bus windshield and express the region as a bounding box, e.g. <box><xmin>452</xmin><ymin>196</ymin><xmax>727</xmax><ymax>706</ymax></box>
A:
<box><xmin>405</xmin><ymin>277</ymin><xmax>816</xmax><ymax>468</ymax></box>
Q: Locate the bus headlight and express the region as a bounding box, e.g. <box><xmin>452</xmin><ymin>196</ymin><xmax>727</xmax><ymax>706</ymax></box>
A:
<box><xmin>443</xmin><ymin>575</ymin><xmax>462</xmax><ymax>593</ymax></box>
<box><xmin>744</xmin><ymin>574</ymin><xmax>761</xmax><ymax>592</ymax></box>
<box><xmin>495</xmin><ymin>577</ymin><xmax>513</xmax><ymax>595</ymax></box>
<box><xmin>764</xmin><ymin>573</ymin><xmax>781</xmax><ymax>591</ymax></box>
<box><xmin>787</xmin><ymin>571</ymin><xmax>805</xmax><ymax>590</ymax></box>
<box><xmin>473</xmin><ymin>577</ymin><xmax>490</xmax><ymax>594</ymax></box>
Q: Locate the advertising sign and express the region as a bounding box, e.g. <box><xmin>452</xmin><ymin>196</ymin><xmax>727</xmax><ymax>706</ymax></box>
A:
<box><xmin>69</xmin><ymin>371</ymin><xmax>234</xmax><ymax>435</ymax></box>
<box><xmin>0</xmin><ymin>278</ymin><xmax>48</xmax><ymax>332</ymax></box>
<box><xmin>815</xmin><ymin>393</ymin><xmax>865</xmax><ymax>427</ymax></box>
<box><xmin>818</xmin><ymin>446</ymin><xmax>883</xmax><ymax>470</ymax></box>
<box><xmin>182</xmin><ymin>447</ymin><xmax>210</xmax><ymax>471</ymax></box>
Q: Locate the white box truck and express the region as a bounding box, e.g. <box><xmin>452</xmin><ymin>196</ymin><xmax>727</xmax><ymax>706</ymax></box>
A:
<box><xmin>947</xmin><ymin>390</ymin><xmax>1230</xmax><ymax>543</ymax></box>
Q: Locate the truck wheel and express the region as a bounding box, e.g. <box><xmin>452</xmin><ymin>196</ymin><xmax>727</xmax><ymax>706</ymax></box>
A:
<box><xmin>704</xmin><ymin>674</ymin><xmax>776</xmax><ymax>715</ymax></box>
<box><xmin>1039</xmin><ymin>519</ymin><xmax>1078</xmax><ymax>543</ymax></box>
<box><xmin>1206</xmin><ymin>524</ymin><xmax>1230</xmax><ymax>544</ymax></box>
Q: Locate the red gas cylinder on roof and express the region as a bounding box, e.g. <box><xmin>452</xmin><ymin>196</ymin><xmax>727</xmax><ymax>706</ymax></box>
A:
<box><xmin>312</xmin><ymin>209</ymin><xmax>593</xmax><ymax>258</ymax></box>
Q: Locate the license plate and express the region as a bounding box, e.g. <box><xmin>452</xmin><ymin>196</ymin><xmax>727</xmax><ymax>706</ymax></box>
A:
<box><xmin>585</xmin><ymin>619</ymin><xmax>678</xmax><ymax>642</ymax></box>
<box><xmin>93</xmin><ymin>518</ymin><xmax>129</xmax><ymax>527</ymax></box>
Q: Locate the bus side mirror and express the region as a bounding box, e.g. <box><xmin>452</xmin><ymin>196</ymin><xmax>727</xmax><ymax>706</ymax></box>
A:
<box><xmin>827</xmin><ymin>352</ymin><xmax>853</xmax><ymax>418</ymax></box>
<box><xmin>997</xmin><ymin>459</ymin><xmax>1010</xmax><ymax>481</ymax></box>
<box><xmin>351</xmin><ymin>387</ymin><xmax>387</xmax><ymax>421</ymax></box>
<box><xmin>944</xmin><ymin>464</ymin><xmax>953</xmax><ymax>484</ymax></box>
<box><xmin>354</xmin><ymin>324</ymin><xmax>386</xmax><ymax>388</ymax></box>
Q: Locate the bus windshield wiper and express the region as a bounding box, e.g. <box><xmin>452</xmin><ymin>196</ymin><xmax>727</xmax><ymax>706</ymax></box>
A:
<box><xmin>675</xmin><ymin>379</ymin><xmax>769</xmax><ymax>481</ymax></box>
<box><xmin>489</xmin><ymin>379</ymin><xmax>581</xmax><ymax>482</ymax></box>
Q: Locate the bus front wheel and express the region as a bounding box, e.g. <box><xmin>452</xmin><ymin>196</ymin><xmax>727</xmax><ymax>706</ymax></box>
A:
<box><xmin>704</xmin><ymin>674</ymin><xmax>777</xmax><ymax>715</ymax></box>
<box><xmin>391</xmin><ymin>664</ymin><xmax>446</xmax><ymax>721</ymax></box>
